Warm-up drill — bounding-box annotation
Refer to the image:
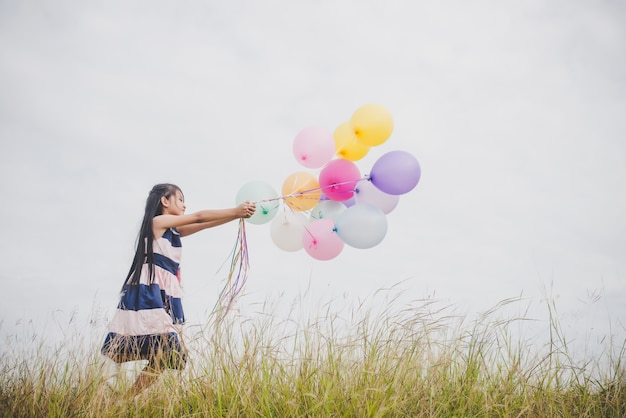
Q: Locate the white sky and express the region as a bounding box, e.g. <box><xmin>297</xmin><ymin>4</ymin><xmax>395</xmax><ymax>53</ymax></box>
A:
<box><xmin>1</xmin><ymin>1</ymin><xmax>625</xmax><ymax>358</ymax></box>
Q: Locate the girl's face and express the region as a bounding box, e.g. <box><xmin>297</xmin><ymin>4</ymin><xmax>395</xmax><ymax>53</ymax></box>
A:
<box><xmin>162</xmin><ymin>190</ymin><xmax>186</xmax><ymax>215</ymax></box>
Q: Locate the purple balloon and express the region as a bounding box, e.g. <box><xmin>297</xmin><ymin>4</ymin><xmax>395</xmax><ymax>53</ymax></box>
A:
<box><xmin>369</xmin><ymin>151</ymin><xmax>421</xmax><ymax>195</ymax></box>
<box><xmin>342</xmin><ymin>196</ymin><xmax>356</xmax><ymax>208</ymax></box>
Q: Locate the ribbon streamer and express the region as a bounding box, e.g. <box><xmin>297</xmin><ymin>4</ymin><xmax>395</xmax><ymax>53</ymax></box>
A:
<box><xmin>213</xmin><ymin>218</ymin><xmax>249</xmax><ymax>319</ymax></box>
<box><xmin>213</xmin><ymin>175</ymin><xmax>368</xmax><ymax>318</ymax></box>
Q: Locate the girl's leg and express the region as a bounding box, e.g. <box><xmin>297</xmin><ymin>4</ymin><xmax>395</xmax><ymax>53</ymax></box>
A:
<box><xmin>128</xmin><ymin>360</ymin><xmax>163</xmax><ymax>396</ymax></box>
<box><xmin>105</xmin><ymin>362</ymin><xmax>123</xmax><ymax>392</ymax></box>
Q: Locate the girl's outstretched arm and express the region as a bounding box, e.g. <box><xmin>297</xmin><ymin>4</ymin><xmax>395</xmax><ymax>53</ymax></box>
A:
<box><xmin>176</xmin><ymin>217</ymin><xmax>238</xmax><ymax>237</ymax></box>
<box><xmin>153</xmin><ymin>202</ymin><xmax>255</xmax><ymax>238</ymax></box>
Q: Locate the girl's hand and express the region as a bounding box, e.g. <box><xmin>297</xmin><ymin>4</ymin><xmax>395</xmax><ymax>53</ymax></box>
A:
<box><xmin>238</xmin><ymin>201</ymin><xmax>256</xmax><ymax>218</ymax></box>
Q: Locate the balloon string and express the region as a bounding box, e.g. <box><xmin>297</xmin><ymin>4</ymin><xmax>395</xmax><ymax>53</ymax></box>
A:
<box><xmin>303</xmin><ymin>224</ymin><xmax>316</xmax><ymax>240</ymax></box>
<box><xmin>212</xmin><ymin>175</ymin><xmax>368</xmax><ymax>319</ymax></box>
<box><xmin>254</xmin><ymin>175</ymin><xmax>370</xmax><ymax>204</ymax></box>
<box><xmin>213</xmin><ymin>218</ymin><xmax>249</xmax><ymax>320</ymax></box>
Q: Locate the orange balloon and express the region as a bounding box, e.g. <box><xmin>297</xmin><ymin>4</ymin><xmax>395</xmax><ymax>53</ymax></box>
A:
<box><xmin>282</xmin><ymin>172</ymin><xmax>321</xmax><ymax>211</ymax></box>
<box><xmin>350</xmin><ymin>104</ymin><xmax>394</xmax><ymax>146</ymax></box>
<box><xmin>333</xmin><ymin>122</ymin><xmax>370</xmax><ymax>161</ymax></box>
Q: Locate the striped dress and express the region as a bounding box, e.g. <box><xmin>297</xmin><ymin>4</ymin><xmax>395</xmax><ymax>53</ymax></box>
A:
<box><xmin>101</xmin><ymin>228</ymin><xmax>187</xmax><ymax>369</ymax></box>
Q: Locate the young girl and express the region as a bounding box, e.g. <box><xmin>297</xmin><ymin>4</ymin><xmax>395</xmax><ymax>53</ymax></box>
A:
<box><xmin>101</xmin><ymin>183</ymin><xmax>256</xmax><ymax>395</ymax></box>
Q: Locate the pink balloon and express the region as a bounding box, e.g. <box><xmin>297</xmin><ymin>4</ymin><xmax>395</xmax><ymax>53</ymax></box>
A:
<box><xmin>318</xmin><ymin>159</ymin><xmax>361</xmax><ymax>201</ymax></box>
<box><xmin>302</xmin><ymin>219</ymin><xmax>344</xmax><ymax>260</ymax></box>
<box><xmin>293</xmin><ymin>126</ymin><xmax>336</xmax><ymax>169</ymax></box>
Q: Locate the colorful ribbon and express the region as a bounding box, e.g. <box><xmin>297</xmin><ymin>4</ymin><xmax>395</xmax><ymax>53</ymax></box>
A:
<box><xmin>213</xmin><ymin>218</ymin><xmax>249</xmax><ymax>319</ymax></box>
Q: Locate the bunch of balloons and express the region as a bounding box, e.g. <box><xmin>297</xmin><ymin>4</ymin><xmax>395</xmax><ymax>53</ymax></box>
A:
<box><xmin>235</xmin><ymin>104</ymin><xmax>421</xmax><ymax>261</ymax></box>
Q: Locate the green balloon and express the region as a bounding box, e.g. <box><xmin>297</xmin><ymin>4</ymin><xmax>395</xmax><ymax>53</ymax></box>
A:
<box><xmin>236</xmin><ymin>181</ymin><xmax>280</xmax><ymax>225</ymax></box>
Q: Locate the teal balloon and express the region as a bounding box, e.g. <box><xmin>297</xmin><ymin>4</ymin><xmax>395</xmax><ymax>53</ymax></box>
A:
<box><xmin>236</xmin><ymin>181</ymin><xmax>279</xmax><ymax>225</ymax></box>
<box><xmin>309</xmin><ymin>200</ymin><xmax>347</xmax><ymax>221</ymax></box>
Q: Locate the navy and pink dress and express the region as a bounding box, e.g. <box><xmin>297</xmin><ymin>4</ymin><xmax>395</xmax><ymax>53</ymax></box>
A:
<box><xmin>101</xmin><ymin>227</ymin><xmax>187</xmax><ymax>369</ymax></box>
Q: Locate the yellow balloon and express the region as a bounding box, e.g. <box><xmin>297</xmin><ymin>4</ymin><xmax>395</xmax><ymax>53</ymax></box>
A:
<box><xmin>350</xmin><ymin>104</ymin><xmax>394</xmax><ymax>146</ymax></box>
<box><xmin>333</xmin><ymin>122</ymin><xmax>371</xmax><ymax>161</ymax></box>
<box><xmin>282</xmin><ymin>172</ymin><xmax>321</xmax><ymax>211</ymax></box>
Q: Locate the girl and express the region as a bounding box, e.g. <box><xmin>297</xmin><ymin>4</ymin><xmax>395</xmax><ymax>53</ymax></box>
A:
<box><xmin>101</xmin><ymin>183</ymin><xmax>256</xmax><ymax>395</ymax></box>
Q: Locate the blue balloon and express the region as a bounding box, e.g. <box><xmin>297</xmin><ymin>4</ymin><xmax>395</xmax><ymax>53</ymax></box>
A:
<box><xmin>335</xmin><ymin>204</ymin><xmax>387</xmax><ymax>249</ymax></box>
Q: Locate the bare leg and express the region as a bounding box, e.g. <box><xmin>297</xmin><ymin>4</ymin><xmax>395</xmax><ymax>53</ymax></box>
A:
<box><xmin>127</xmin><ymin>361</ymin><xmax>163</xmax><ymax>397</ymax></box>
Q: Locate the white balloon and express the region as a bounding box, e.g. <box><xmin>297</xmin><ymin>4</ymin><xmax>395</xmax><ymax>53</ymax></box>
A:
<box><xmin>354</xmin><ymin>179</ymin><xmax>399</xmax><ymax>214</ymax></box>
<box><xmin>270</xmin><ymin>210</ymin><xmax>309</xmax><ymax>252</ymax></box>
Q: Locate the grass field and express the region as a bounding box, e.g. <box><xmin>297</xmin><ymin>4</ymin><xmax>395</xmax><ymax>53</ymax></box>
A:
<box><xmin>1</xmin><ymin>291</ymin><xmax>624</xmax><ymax>417</ymax></box>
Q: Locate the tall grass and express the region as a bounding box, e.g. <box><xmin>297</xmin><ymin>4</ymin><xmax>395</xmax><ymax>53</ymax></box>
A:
<box><xmin>1</xmin><ymin>289</ymin><xmax>624</xmax><ymax>417</ymax></box>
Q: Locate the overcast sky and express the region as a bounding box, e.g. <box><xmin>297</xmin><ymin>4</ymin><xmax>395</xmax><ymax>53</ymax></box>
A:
<box><xmin>1</xmin><ymin>1</ymin><xmax>625</xmax><ymax>358</ymax></box>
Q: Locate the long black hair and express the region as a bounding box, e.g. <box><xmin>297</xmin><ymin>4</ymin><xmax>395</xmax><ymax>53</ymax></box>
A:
<box><xmin>124</xmin><ymin>183</ymin><xmax>182</xmax><ymax>287</ymax></box>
